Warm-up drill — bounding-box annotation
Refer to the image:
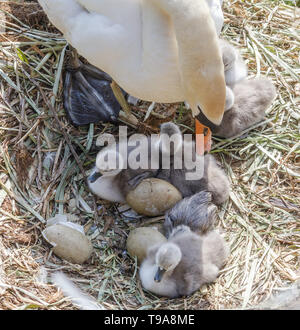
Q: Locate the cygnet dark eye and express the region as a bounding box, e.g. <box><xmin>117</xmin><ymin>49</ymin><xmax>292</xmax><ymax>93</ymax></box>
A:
<box><xmin>167</xmin><ymin>213</ymin><xmax>174</xmax><ymax>222</ymax></box>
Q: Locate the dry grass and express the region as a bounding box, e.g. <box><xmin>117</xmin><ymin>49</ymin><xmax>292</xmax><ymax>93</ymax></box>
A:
<box><xmin>0</xmin><ymin>0</ymin><xmax>299</xmax><ymax>310</ymax></box>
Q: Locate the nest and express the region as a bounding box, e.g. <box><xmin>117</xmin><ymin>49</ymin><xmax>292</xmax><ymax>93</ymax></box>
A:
<box><xmin>0</xmin><ymin>0</ymin><xmax>299</xmax><ymax>310</ymax></box>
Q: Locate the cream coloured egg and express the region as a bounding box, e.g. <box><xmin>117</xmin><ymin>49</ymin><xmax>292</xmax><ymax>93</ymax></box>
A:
<box><xmin>126</xmin><ymin>178</ymin><xmax>182</xmax><ymax>216</ymax></box>
<box><xmin>42</xmin><ymin>223</ymin><xmax>93</xmax><ymax>264</ymax></box>
<box><xmin>126</xmin><ymin>227</ymin><xmax>167</xmax><ymax>264</ymax></box>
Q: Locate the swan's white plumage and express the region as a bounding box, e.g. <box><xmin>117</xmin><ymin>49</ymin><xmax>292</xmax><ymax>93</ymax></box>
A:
<box><xmin>39</xmin><ymin>0</ymin><xmax>226</xmax><ymax>124</ymax></box>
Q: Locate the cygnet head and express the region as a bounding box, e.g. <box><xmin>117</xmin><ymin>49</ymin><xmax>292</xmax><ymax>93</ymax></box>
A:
<box><xmin>88</xmin><ymin>149</ymin><xmax>124</xmax><ymax>183</ymax></box>
<box><xmin>154</xmin><ymin>243</ymin><xmax>182</xmax><ymax>282</ymax></box>
<box><xmin>159</xmin><ymin>122</ymin><xmax>183</xmax><ymax>156</ymax></box>
<box><xmin>221</xmin><ymin>42</ymin><xmax>238</xmax><ymax>72</ymax></box>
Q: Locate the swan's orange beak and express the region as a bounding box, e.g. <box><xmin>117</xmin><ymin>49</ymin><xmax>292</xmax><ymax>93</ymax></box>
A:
<box><xmin>195</xmin><ymin>119</ymin><xmax>212</xmax><ymax>155</ymax></box>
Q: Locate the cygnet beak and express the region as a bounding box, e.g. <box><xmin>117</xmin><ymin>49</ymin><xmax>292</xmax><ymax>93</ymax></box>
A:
<box><xmin>154</xmin><ymin>267</ymin><xmax>166</xmax><ymax>283</ymax></box>
<box><xmin>88</xmin><ymin>171</ymin><xmax>102</xmax><ymax>183</ymax></box>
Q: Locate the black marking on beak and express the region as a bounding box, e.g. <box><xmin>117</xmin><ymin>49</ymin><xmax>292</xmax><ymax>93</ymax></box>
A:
<box><xmin>196</xmin><ymin>107</ymin><xmax>220</xmax><ymax>132</ymax></box>
<box><xmin>88</xmin><ymin>171</ymin><xmax>102</xmax><ymax>183</ymax></box>
<box><xmin>154</xmin><ymin>267</ymin><xmax>166</xmax><ymax>283</ymax></box>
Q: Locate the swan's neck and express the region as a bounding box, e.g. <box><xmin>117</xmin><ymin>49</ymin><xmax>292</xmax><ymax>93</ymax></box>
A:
<box><xmin>141</xmin><ymin>1</ymin><xmax>178</xmax><ymax>68</ymax></box>
<box><xmin>150</xmin><ymin>0</ymin><xmax>226</xmax><ymax>124</ymax></box>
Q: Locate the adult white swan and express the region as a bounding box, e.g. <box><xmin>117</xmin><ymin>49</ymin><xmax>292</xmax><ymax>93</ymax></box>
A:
<box><xmin>38</xmin><ymin>0</ymin><xmax>226</xmax><ymax>127</ymax></box>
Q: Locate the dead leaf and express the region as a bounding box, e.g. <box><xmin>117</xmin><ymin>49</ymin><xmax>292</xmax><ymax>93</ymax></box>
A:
<box><xmin>103</xmin><ymin>216</ymin><xmax>115</xmax><ymax>234</ymax></box>
<box><xmin>15</xmin><ymin>146</ymin><xmax>34</xmax><ymax>190</ymax></box>
<box><xmin>269</xmin><ymin>197</ymin><xmax>299</xmax><ymax>212</ymax></box>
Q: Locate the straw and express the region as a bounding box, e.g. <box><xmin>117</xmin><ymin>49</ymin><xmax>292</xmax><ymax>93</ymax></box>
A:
<box><xmin>0</xmin><ymin>0</ymin><xmax>299</xmax><ymax>310</ymax></box>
